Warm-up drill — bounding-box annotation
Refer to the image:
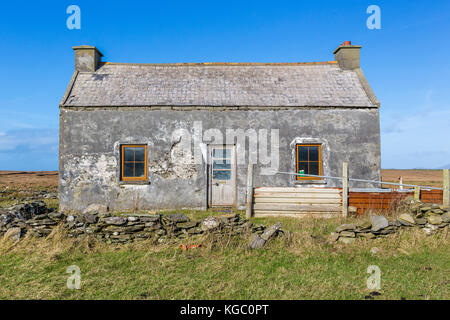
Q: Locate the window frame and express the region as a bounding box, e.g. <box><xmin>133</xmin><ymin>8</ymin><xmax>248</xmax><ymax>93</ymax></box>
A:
<box><xmin>120</xmin><ymin>144</ymin><xmax>148</xmax><ymax>182</ymax></box>
<box><xmin>295</xmin><ymin>144</ymin><xmax>322</xmax><ymax>180</ymax></box>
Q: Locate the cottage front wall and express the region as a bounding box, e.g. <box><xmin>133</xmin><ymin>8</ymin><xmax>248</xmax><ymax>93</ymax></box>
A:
<box><xmin>59</xmin><ymin>107</ymin><xmax>381</xmax><ymax>213</ymax></box>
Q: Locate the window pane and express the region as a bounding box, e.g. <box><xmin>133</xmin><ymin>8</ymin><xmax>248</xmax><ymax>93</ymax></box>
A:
<box><xmin>223</xmin><ymin>149</ymin><xmax>231</xmax><ymax>158</ymax></box>
<box><xmin>213</xmin><ymin>148</ymin><xmax>231</xmax><ymax>159</ymax></box>
<box><xmin>212</xmin><ymin>149</ymin><xmax>222</xmax><ymax>158</ymax></box>
<box><xmin>309</xmin><ymin>146</ymin><xmax>319</xmax><ymax>162</ymax></box>
<box><xmin>309</xmin><ymin>162</ymin><xmax>319</xmax><ymax>176</ymax></box>
<box><xmin>213</xmin><ymin>170</ymin><xmax>231</xmax><ymax>180</ymax></box>
<box><xmin>124</xmin><ymin>147</ymin><xmax>135</xmax><ymax>161</ymax></box>
<box><xmin>134</xmin><ymin>163</ymin><xmax>145</xmax><ymax>177</ymax></box>
<box><xmin>123</xmin><ymin>162</ymin><xmax>134</xmax><ymax>177</ymax></box>
<box><xmin>298</xmin><ymin>147</ymin><xmax>308</xmax><ymax>161</ymax></box>
<box><xmin>134</xmin><ymin>147</ymin><xmax>146</xmax><ymax>162</ymax></box>
<box><xmin>213</xmin><ymin>160</ymin><xmax>231</xmax><ymax>169</ymax></box>
<box><xmin>297</xmin><ymin>162</ymin><xmax>308</xmax><ymax>175</ymax></box>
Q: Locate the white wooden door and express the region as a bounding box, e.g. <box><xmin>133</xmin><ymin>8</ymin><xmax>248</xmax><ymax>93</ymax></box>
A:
<box><xmin>209</xmin><ymin>145</ymin><xmax>236</xmax><ymax>206</ymax></box>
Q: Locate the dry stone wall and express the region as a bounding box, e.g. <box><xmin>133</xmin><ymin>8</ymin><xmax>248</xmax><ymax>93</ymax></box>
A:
<box><xmin>331</xmin><ymin>201</ymin><xmax>449</xmax><ymax>244</ymax></box>
<box><xmin>2</xmin><ymin>200</ymin><xmax>447</xmax><ymax>245</ymax></box>
<box><xmin>0</xmin><ymin>201</ymin><xmax>269</xmax><ymax>244</ymax></box>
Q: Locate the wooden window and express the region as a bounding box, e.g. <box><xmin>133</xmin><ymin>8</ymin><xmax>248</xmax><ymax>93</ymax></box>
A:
<box><xmin>121</xmin><ymin>145</ymin><xmax>148</xmax><ymax>181</ymax></box>
<box><xmin>296</xmin><ymin>144</ymin><xmax>322</xmax><ymax>180</ymax></box>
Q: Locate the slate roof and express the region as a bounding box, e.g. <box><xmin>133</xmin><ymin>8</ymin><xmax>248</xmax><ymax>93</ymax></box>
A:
<box><xmin>61</xmin><ymin>61</ymin><xmax>378</xmax><ymax>107</ymax></box>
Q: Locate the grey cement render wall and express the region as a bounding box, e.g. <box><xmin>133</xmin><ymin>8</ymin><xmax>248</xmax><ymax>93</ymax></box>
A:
<box><xmin>59</xmin><ymin>107</ymin><xmax>381</xmax><ymax>213</ymax></box>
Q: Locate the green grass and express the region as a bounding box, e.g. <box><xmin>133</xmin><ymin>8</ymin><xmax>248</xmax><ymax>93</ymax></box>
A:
<box><xmin>0</xmin><ymin>215</ymin><xmax>448</xmax><ymax>300</ymax></box>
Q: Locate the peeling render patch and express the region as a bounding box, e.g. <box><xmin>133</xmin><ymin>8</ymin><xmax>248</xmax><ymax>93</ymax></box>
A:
<box><xmin>64</xmin><ymin>154</ymin><xmax>117</xmax><ymax>186</ymax></box>
<box><xmin>149</xmin><ymin>138</ymin><xmax>197</xmax><ymax>180</ymax></box>
<box><xmin>60</xmin><ymin>154</ymin><xmax>118</xmax><ymax>212</ymax></box>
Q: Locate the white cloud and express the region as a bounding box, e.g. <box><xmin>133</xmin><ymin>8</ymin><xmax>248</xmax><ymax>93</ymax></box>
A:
<box><xmin>381</xmin><ymin>88</ymin><xmax>450</xmax><ymax>169</ymax></box>
<box><xmin>0</xmin><ymin>110</ymin><xmax>57</xmax><ymax>131</ymax></box>
<box><xmin>0</xmin><ymin>128</ymin><xmax>58</xmax><ymax>152</ymax></box>
<box><xmin>381</xmin><ymin>109</ymin><xmax>450</xmax><ymax>168</ymax></box>
<box><xmin>0</xmin><ymin>128</ymin><xmax>59</xmax><ymax>170</ymax></box>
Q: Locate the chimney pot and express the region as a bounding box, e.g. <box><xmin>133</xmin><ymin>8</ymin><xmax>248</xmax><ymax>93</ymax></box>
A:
<box><xmin>72</xmin><ymin>45</ymin><xmax>103</xmax><ymax>72</ymax></box>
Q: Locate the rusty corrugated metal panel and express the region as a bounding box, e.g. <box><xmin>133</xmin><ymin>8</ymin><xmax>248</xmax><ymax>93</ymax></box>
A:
<box><xmin>349</xmin><ymin>190</ymin><xmax>444</xmax><ymax>215</ymax></box>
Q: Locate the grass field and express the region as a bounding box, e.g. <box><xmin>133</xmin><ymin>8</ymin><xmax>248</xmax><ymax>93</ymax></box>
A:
<box><xmin>381</xmin><ymin>169</ymin><xmax>444</xmax><ymax>188</ymax></box>
<box><xmin>0</xmin><ymin>170</ymin><xmax>449</xmax><ymax>300</ymax></box>
<box><xmin>0</xmin><ymin>218</ymin><xmax>448</xmax><ymax>300</ymax></box>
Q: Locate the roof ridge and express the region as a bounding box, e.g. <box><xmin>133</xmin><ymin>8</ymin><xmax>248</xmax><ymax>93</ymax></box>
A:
<box><xmin>102</xmin><ymin>61</ymin><xmax>338</xmax><ymax>67</ymax></box>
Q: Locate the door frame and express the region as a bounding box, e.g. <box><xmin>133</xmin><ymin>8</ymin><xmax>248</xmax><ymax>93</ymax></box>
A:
<box><xmin>207</xmin><ymin>144</ymin><xmax>237</xmax><ymax>208</ymax></box>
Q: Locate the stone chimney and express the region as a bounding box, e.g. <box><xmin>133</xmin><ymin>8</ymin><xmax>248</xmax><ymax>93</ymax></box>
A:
<box><xmin>333</xmin><ymin>41</ymin><xmax>361</xmax><ymax>70</ymax></box>
<box><xmin>72</xmin><ymin>45</ymin><xmax>103</xmax><ymax>72</ymax></box>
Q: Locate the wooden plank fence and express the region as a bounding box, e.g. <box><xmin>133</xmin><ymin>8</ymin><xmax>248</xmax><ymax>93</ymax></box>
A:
<box><xmin>253</xmin><ymin>187</ymin><xmax>445</xmax><ymax>217</ymax></box>
<box><xmin>253</xmin><ymin>187</ymin><xmax>341</xmax><ymax>217</ymax></box>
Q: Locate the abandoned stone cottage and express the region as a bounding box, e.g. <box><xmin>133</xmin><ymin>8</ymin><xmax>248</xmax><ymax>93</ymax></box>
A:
<box><xmin>59</xmin><ymin>42</ymin><xmax>381</xmax><ymax>213</ymax></box>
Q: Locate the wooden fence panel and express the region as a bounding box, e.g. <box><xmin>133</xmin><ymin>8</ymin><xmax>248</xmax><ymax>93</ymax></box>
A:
<box><xmin>253</xmin><ymin>187</ymin><xmax>342</xmax><ymax>217</ymax></box>
<box><xmin>253</xmin><ymin>187</ymin><xmax>444</xmax><ymax>217</ymax></box>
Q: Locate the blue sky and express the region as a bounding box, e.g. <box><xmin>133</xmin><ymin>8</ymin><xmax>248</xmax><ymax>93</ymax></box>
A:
<box><xmin>0</xmin><ymin>0</ymin><xmax>449</xmax><ymax>170</ymax></box>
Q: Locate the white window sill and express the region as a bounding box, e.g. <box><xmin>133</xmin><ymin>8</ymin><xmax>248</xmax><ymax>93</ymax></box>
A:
<box><xmin>294</xmin><ymin>180</ymin><xmax>327</xmax><ymax>185</ymax></box>
<box><xmin>118</xmin><ymin>181</ymin><xmax>150</xmax><ymax>186</ymax></box>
